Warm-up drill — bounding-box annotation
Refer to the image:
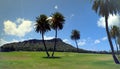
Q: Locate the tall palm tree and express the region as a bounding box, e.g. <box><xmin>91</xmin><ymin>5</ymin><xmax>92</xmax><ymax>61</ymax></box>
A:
<box><xmin>92</xmin><ymin>0</ymin><xmax>120</xmax><ymax>64</ymax></box>
<box><xmin>51</xmin><ymin>12</ymin><xmax>65</xmax><ymax>57</ymax></box>
<box><xmin>35</xmin><ymin>14</ymin><xmax>51</xmax><ymax>57</ymax></box>
<box><xmin>110</xmin><ymin>26</ymin><xmax>120</xmax><ymax>55</ymax></box>
<box><xmin>71</xmin><ymin>30</ymin><xmax>80</xmax><ymax>52</ymax></box>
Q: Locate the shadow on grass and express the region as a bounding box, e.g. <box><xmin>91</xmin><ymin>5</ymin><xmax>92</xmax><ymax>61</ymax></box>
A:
<box><xmin>42</xmin><ymin>56</ymin><xmax>61</xmax><ymax>59</ymax></box>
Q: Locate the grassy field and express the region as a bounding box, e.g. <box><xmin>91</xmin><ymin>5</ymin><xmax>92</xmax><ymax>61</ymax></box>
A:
<box><xmin>0</xmin><ymin>52</ymin><xmax>120</xmax><ymax>69</ymax></box>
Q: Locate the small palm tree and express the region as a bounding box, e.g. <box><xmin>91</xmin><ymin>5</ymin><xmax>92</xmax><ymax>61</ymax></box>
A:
<box><xmin>71</xmin><ymin>30</ymin><xmax>80</xmax><ymax>52</ymax></box>
<box><xmin>92</xmin><ymin>0</ymin><xmax>120</xmax><ymax>64</ymax></box>
<box><xmin>35</xmin><ymin>14</ymin><xmax>51</xmax><ymax>57</ymax></box>
<box><xmin>110</xmin><ymin>26</ymin><xmax>120</xmax><ymax>55</ymax></box>
<box><xmin>51</xmin><ymin>12</ymin><xmax>65</xmax><ymax>57</ymax></box>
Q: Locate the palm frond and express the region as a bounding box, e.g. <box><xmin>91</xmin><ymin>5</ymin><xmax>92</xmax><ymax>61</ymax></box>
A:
<box><xmin>35</xmin><ymin>14</ymin><xmax>51</xmax><ymax>34</ymax></box>
<box><xmin>51</xmin><ymin>12</ymin><xmax>65</xmax><ymax>30</ymax></box>
<box><xmin>92</xmin><ymin>0</ymin><xmax>120</xmax><ymax>17</ymax></box>
<box><xmin>71</xmin><ymin>30</ymin><xmax>80</xmax><ymax>40</ymax></box>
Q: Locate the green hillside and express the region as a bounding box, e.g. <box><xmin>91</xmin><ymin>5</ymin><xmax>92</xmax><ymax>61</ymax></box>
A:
<box><xmin>0</xmin><ymin>52</ymin><xmax>120</xmax><ymax>69</ymax></box>
<box><xmin>0</xmin><ymin>38</ymin><xmax>89</xmax><ymax>53</ymax></box>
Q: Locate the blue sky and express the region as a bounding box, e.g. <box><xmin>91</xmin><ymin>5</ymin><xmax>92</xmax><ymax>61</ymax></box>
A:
<box><xmin>0</xmin><ymin>0</ymin><xmax>120</xmax><ymax>51</ymax></box>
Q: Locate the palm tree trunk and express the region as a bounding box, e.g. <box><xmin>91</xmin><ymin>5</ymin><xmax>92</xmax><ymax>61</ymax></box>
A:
<box><xmin>75</xmin><ymin>40</ymin><xmax>79</xmax><ymax>52</ymax></box>
<box><xmin>52</xmin><ymin>29</ymin><xmax>57</xmax><ymax>57</ymax></box>
<box><xmin>42</xmin><ymin>33</ymin><xmax>50</xmax><ymax>57</ymax></box>
<box><xmin>115</xmin><ymin>37</ymin><xmax>119</xmax><ymax>56</ymax></box>
<box><xmin>105</xmin><ymin>16</ymin><xmax>120</xmax><ymax>64</ymax></box>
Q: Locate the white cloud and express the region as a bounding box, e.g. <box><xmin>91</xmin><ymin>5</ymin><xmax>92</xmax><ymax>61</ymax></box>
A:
<box><xmin>4</xmin><ymin>18</ymin><xmax>33</xmax><ymax>37</ymax></box>
<box><xmin>54</xmin><ymin>5</ymin><xmax>58</xmax><ymax>9</ymax></box>
<box><xmin>63</xmin><ymin>39</ymin><xmax>71</xmax><ymax>44</ymax></box>
<box><xmin>78</xmin><ymin>39</ymin><xmax>86</xmax><ymax>46</ymax></box>
<box><xmin>44</xmin><ymin>36</ymin><xmax>54</xmax><ymax>40</ymax></box>
<box><xmin>102</xmin><ymin>36</ymin><xmax>107</xmax><ymax>41</ymax></box>
<box><xmin>97</xmin><ymin>14</ymin><xmax>120</xmax><ymax>28</ymax></box>
<box><xmin>97</xmin><ymin>17</ymin><xmax>105</xmax><ymax>28</ymax></box>
<box><xmin>94</xmin><ymin>39</ymin><xmax>100</xmax><ymax>44</ymax></box>
<box><xmin>93</xmin><ymin>36</ymin><xmax>107</xmax><ymax>45</ymax></box>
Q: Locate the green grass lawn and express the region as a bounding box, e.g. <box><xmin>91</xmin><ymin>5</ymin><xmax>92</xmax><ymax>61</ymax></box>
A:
<box><xmin>0</xmin><ymin>52</ymin><xmax>120</xmax><ymax>69</ymax></box>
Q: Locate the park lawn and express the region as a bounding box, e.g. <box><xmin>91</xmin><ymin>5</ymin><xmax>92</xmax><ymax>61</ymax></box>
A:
<box><xmin>0</xmin><ymin>52</ymin><xmax>120</xmax><ymax>69</ymax></box>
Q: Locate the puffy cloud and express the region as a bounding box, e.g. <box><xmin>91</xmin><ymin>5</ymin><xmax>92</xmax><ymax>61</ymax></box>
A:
<box><xmin>97</xmin><ymin>17</ymin><xmax>105</xmax><ymax>27</ymax></box>
<box><xmin>94</xmin><ymin>36</ymin><xmax>107</xmax><ymax>44</ymax></box>
<box><xmin>94</xmin><ymin>39</ymin><xmax>100</xmax><ymax>44</ymax></box>
<box><xmin>97</xmin><ymin>14</ymin><xmax>120</xmax><ymax>28</ymax></box>
<box><xmin>4</xmin><ymin>18</ymin><xmax>33</xmax><ymax>37</ymax></box>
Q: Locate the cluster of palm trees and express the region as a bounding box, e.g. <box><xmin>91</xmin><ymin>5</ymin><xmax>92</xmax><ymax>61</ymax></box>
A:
<box><xmin>92</xmin><ymin>0</ymin><xmax>120</xmax><ymax>64</ymax></box>
<box><xmin>35</xmin><ymin>0</ymin><xmax>120</xmax><ymax>64</ymax></box>
<box><xmin>35</xmin><ymin>12</ymin><xmax>65</xmax><ymax>57</ymax></box>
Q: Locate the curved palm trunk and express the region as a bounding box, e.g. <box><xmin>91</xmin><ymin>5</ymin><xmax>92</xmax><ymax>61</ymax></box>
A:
<box><xmin>75</xmin><ymin>40</ymin><xmax>79</xmax><ymax>52</ymax></box>
<box><xmin>105</xmin><ymin>16</ymin><xmax>120</xmax><ymax>64</ymax></box>
<box><xmin>52</xmin><ymin>29</ymin><xmax>57</xmax><ymax>57</ymax></box>
<box><xmin>42</xmin><ymin>33</ymin><xmax>50</xmax><ymax>57</ymax></box>
<box><xmin>115</xmin><ymin>37</ymin><xmax>119</xmax><ymax>56</ymax></box>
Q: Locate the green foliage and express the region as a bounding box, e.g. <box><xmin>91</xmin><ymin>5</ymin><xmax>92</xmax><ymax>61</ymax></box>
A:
<box><xmin>110</xmin><ymin>25</ymin><xmax>120</xmax><ymax>55</ymax></box>
<box><xmin>71</xmin><ymin>30</ymin><xmax>80</xmax><ymax>40</ymax></box>
<box><xmin>110</xmin><ymin>25</ymin><xmax>120</xmax><ymax>39</ymax></box>
<box><xmin>51</xmin><ymin>12</ymin><xmax>65</xmax><ymax>30</ymax></box>
<box><xmin>0</xmin><ymin>52</ymin><xmax>120</xmax><ymax>69</ymax></box>
<box><xmin>92</xmin><ymin>0</ymin><xmax>120</xmax><ymax>17</ymax></box>
<box><xmin>35</xmin><ymin>14</ymin><xmax>51</xmax><ymax>34</ymax></box>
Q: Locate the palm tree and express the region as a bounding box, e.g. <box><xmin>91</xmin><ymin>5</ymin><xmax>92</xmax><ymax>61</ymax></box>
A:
<box><xmin>92</xmin><ymin>0</ymin><xmax>120</xmax><ymax>64</ymax></box>
<box><xmin>110</xmin><ymin>26</ymin><xmax>120</xmax><ymax>55</ymax></box>
<box><xmin>71</xmin><ymin>30</ymin><xmax>80</xmax><ymax>52</ymax></box>
<box><xmin>35</xmin><ymin>14</ymin><xmax>51</xmax><ymax>57</ymax></box>
<box><xmin>51</xmin><ymin>12</ymin><xmax>65</xmax><ymax>57</ymax></box>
